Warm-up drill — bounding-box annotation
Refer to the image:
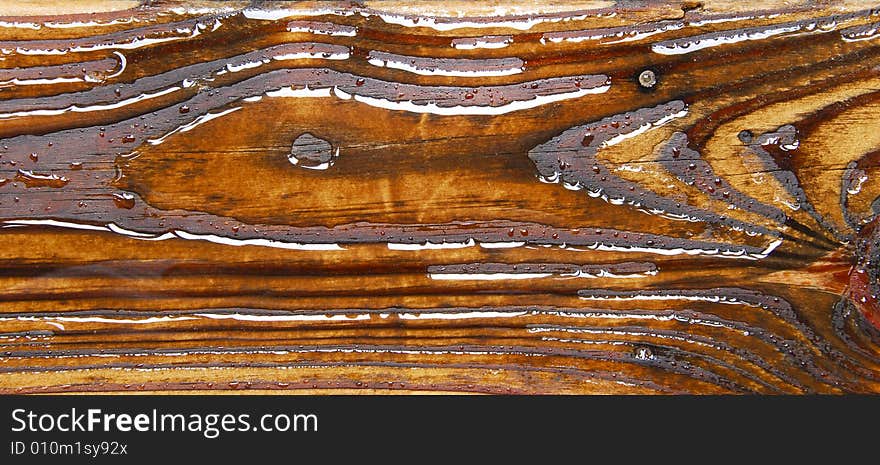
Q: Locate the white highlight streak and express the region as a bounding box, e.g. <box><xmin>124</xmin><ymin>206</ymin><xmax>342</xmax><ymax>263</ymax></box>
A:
<box><xmin>0</xmin><ymin>86</ymin><xmax>180</xmax><ymax>119</ymax></box>
<box><xmin>55</xmin><ymin>316</ymin><xmax>197</xmax><ymax>324</ymax></box>
<box><xmin>452</xmin><ymin>39</ymin><xmax>511</xmax><ymax>49</ymax></box>
<box><xmin>106</xmin><ymin>51</ymin><xmax>127</xmax><ymax>79</ymax></box>
<box><xmin>195</xmin><ymin>313</ymin><xmax>370</xmax><ymax>322</ymax></box>
<box><xmin>174</xmin><ymin>231</ymin><xmax>344</xmax><ymax>250</ymax></box>
<box><xmin>399</xmin><ymin>311</ymin><xmax>528</xmax><ymax>320</ymax></box>
<box><xmin>388</xmin><ymin>239</ymin><xmax>476</xmax><ymax>250</ymax></box>
<box><xmin>369</xmin><ymin>58</ymin><xmax>522</xmax><ymax>77</ymax></box>
<box><xmin>148</xmin><ymin>107</ymin><xmax>240</xmax><ymax>145</ymax></box>
<box><xmin>430</xmin><ymin>273</ymin><xmax>551</xmax><ymax>280</ymax></box>
<box><xmin>652</xmin><ymin>25</ymin><xmax>802</xmax><ymax>55</ymax></box>
<box><xmin>354</xmin><ymin>85</ymin><xmax>609</xmax><ymax>116</ymax></box>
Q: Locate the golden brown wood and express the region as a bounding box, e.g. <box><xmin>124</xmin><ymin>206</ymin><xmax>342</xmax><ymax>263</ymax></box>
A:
<box><xmin>1</xmin><ymin>0</ymin><xmax>880</xmax><ymax>394</ymax></box>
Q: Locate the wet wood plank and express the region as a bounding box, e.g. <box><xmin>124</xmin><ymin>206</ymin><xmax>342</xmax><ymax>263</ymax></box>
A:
<box><xmin>1</xmin><ymin>0</ymin><xmax>880</xmax><ymax>394</ymax></box>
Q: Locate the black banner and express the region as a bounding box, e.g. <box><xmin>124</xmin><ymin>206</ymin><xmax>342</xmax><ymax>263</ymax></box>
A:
<box><xmin>1</xmin><ymin>395</ymin><xmax>876</xmax><ymax>462</ymax></box>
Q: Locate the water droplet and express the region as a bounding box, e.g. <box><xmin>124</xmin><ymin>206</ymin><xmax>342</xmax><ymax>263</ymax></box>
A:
<box><xmin>289</xmin><ymin>133</ymin><xmax>336</xmax><ymax>169</ymax></box>
<box><xmin>638</xmin><ymin>69</ymin><xmax>657</xmax><ymax>88</ymax></box>
<box><xmin>582</xmin><ymin>134</ymin><xmax>595</xmax><ymax>146</ymax></box>
<box><xmin>15</xmin><ymin>169</ymin><xmax>69</xmax><ymax>188</ymax></box>
<box><xmin>634</xmin><ymin>346</ymin><xmax>654</xmax><ymax>360</ymax></box>
<box><xmin>112</xmin><ymin>192</ymin><xmax>136</xmax><ymax>209</ymax></box>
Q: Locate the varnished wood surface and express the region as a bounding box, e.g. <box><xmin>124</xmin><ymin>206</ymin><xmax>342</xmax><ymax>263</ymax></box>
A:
<box><xmin>1</xmin><ymin>0</ymin><xmax>880</xmax><ymax>394</ymax></box>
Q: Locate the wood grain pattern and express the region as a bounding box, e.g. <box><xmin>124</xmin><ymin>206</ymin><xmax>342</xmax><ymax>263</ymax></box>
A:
<box><xmin>1</xmin><ymin>0</ymin><xmax>880</xmax><ymax>394</ymax></box>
